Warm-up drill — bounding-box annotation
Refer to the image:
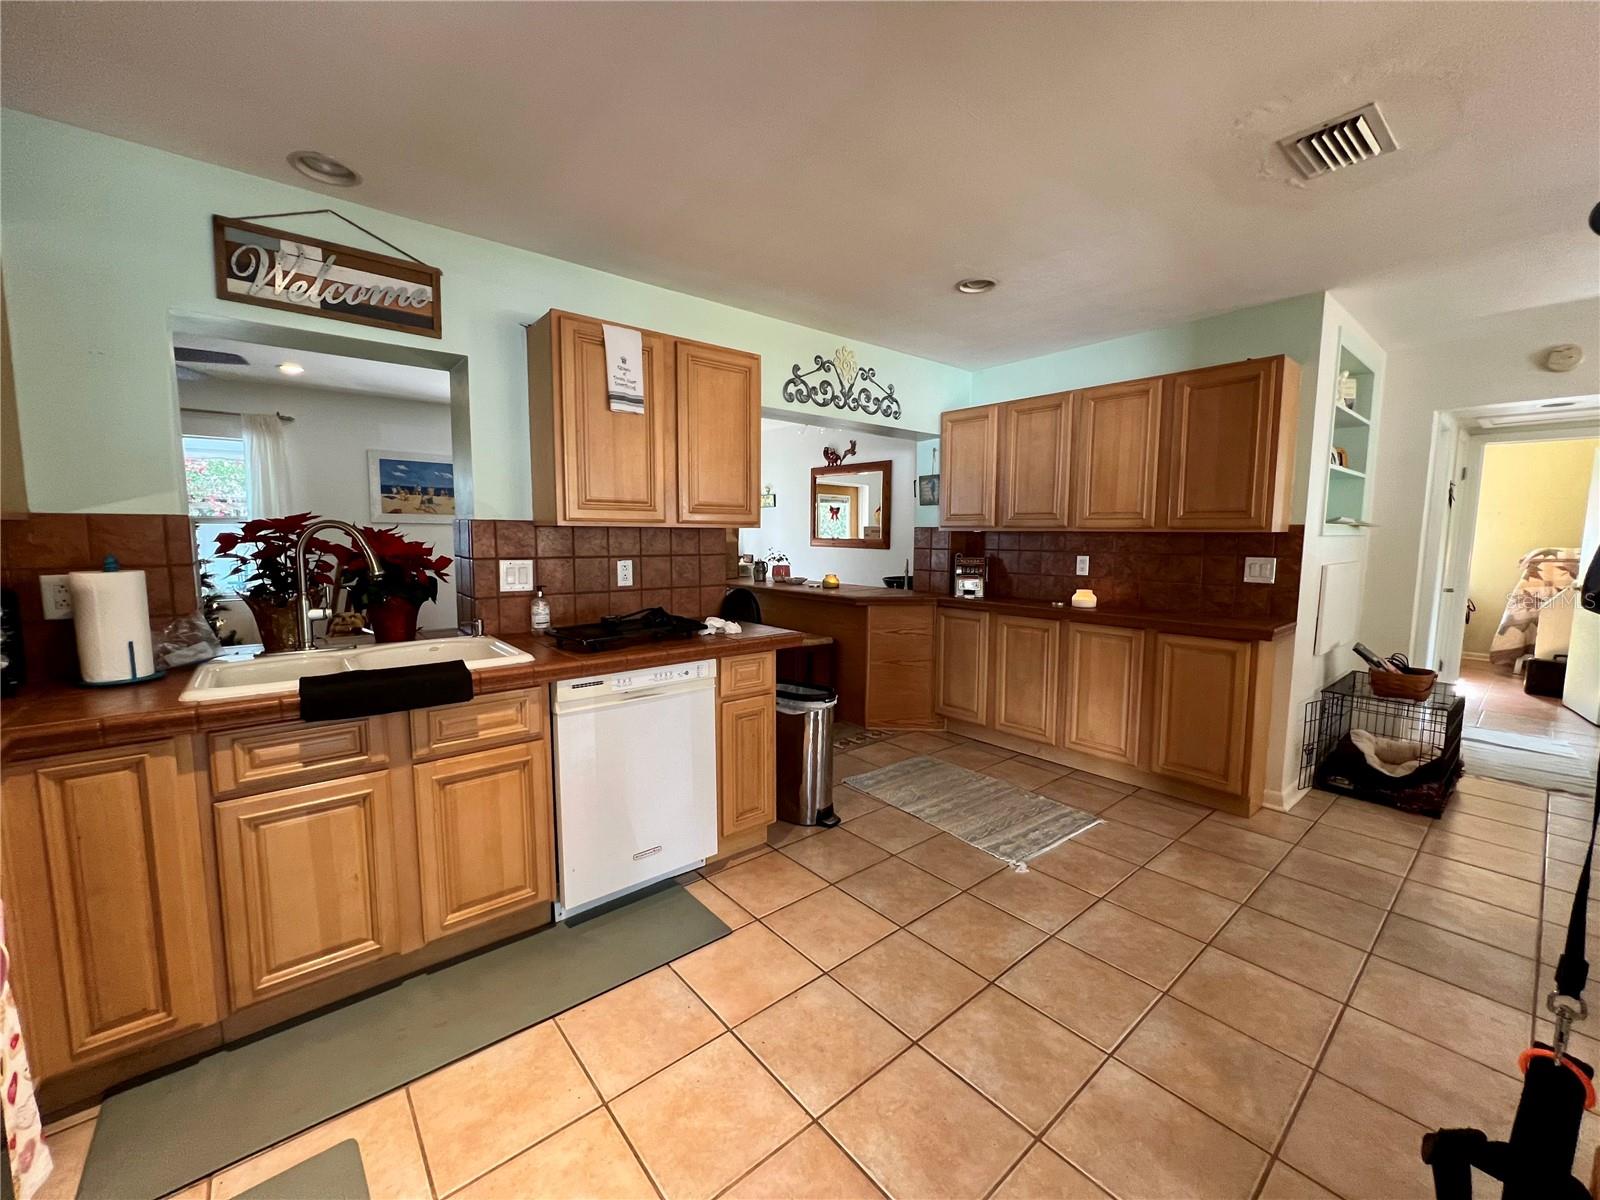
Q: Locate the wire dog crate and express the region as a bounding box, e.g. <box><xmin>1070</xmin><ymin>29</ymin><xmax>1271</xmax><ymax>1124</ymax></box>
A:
<box><xmin>1300</xmin><ymin>670</ymin><xmax>1464</xmax><ymax>817</ymax></box>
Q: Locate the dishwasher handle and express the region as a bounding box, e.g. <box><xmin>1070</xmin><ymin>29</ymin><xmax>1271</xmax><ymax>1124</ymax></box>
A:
<box><xmin>552</xmin><ymin>679</ymin><xmax>716</xmax><ymax>714</ymax></box>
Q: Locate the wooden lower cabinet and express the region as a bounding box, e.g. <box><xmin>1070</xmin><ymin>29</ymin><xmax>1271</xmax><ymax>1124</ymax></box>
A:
<box><xmin>413</xmin><ymin>741</ymin><xmax>554</xmax><ymax>942</ymax></box>
<box><xmin>1150</xmin><ymin>633</ymin><xmax>1253</xmax><ymax>793</ymax></box>
<box><xmin>0</xmin><ymin>740</ymin><xmax>218</xmax><ymax>1080</ymax></box>
<box><xmin>214</xmin><ymin>771</ymin><xmax>402</xmax><ymax>1008</ymax></box>
<box><xmin>935</xmin><ymin>607</ymin><xmax>989</xmax><ymax>724</ymax></box>
<box><xmin>718</xmin><ymin>692</ymin><xmax>776</xmax><ymax>838</ymax></box>
<box><xmin>991</xmin><ymin>614</ymin><xmax>1060</xmax><ymax>743</ymax></box>
<box><xmin>1062</xmin><ymin>624</ymin><xmax>1146</xmax><ymax>765</ymax></box>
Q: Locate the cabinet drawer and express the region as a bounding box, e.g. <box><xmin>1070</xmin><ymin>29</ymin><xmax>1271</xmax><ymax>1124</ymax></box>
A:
<box><xmin>410</xmin><ymin>689</ymin><xmax>544</xmax><ymax>762</ymax></box>
<box><xmin>719</xmin><ymin>652</ymin><xmax>775</xmax><ymax>700</ymax></box>
<box><xmin>208</xmin><ymin>719</ymin><xmax>388</xmax><ymax>799</ymax></box>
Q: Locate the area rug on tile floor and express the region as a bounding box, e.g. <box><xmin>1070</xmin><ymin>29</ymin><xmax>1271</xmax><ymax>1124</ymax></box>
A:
<box><xmin>832</xmin><ymin>723</ymin><xmax>899</xmax><ymax>750</ymax></box>
<box><xmin>236</xmin><ymin>1139</ymin><xmax>368</xmax><ymax>1200</ymax></box>
<box><xmin>1462</xmin><ymin>729</ymin><xmax>1597</xmax><ymax>794</ymax></box>
<box><xmin>76</xmin><ymin>883</ymin><xmax>729</xmax><ymax>1200</ymax></box>
<box><xmin>844</xmin><ymin>755</ymin><xmax>1099</xmax><ymax>867</ymax></box>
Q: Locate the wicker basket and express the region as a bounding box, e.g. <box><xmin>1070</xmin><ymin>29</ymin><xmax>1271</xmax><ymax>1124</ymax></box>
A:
<box><xmin>1368</xmin><ymin>666</ymin><xmax>1438</xmax><ymax>701</ymax></box>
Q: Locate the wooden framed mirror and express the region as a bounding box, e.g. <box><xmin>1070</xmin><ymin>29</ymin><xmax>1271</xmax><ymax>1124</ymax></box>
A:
<box><xmin>811</xmin><ymin>460</ymin><xmax>893</xmax><ymax>549</ymax></box>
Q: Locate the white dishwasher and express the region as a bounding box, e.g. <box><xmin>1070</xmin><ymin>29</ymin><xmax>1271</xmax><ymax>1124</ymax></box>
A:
<box><xmin>551</xmin><ymin>659</ymin><xmax>719</xmax><ymax>918</ymax></box>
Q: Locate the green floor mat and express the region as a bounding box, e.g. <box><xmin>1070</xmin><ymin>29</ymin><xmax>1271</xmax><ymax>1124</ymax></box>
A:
<box><xmin>78</xmin><ymin>883</ymin><xmax>728</xmax><ymax>1200</ymax></box>
<box><xmin>236</xmin><ymin>1139</ymin><xmax>368</xmax><ymax>1200</ymax></box>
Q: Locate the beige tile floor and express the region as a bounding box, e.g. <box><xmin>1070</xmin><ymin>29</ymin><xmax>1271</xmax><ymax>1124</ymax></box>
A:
<box><xmin>39</xmin><ymin>734</ymin><xmax>1598</xmax><ymax>1200</ymax></box>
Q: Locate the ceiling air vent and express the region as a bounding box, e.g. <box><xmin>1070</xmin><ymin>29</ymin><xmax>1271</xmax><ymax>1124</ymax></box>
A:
<box><xmin>1279</xmin><ymin>102</ymin><xmax>1398</xmax><ymax>179</ymax></box>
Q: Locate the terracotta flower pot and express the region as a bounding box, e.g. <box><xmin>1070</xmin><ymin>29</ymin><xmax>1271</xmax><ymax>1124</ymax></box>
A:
<box><xmin>244</xmin><ymin>596</ymin><xmax>303</xmax><ymax>654</ymax></box>
<box><xmin>369</xmin><ymin>594</ymin><xmax>420</xmax><ymax>644</ymax></box>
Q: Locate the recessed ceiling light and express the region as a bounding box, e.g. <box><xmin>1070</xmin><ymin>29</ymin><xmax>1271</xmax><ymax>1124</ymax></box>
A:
<box><xmin>955</xmin><ymin>279</ymin><xmax>997</xmax><ymax>294</ymax></box>
<box><xmin>277</xmin><ymin>362</ymin><xmax>305</xmax><ymax>376</ymax></box>
<box><xmin>287</xmin><ymin>150</ymin><xmax>362</xmax><ymax>187</ymax></box>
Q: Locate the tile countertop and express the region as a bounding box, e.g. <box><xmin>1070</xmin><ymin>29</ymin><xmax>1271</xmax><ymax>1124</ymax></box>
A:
<box><xmin>731</xmin><ymin>578</ymin><xmax>1296</xmax><ymax>641</ymax></box>
<box><xmin>0</xmin><ymin>623</ymin><xmax>804</xmax><ymax>762</ymax></box>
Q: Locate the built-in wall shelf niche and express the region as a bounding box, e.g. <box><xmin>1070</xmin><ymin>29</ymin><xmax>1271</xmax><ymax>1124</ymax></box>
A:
<box><xmin>1325</xmin><ymin>341</ymin><xmax>1377</xmax><ymax>532</ymax></box>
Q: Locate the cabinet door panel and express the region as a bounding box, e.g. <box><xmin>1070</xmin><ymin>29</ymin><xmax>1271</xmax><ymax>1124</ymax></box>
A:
<box><xmin>1072</xmin><ymin>378</ymin><xmax>1161</xmax><ymax>528</ymax></box>
<box><xmin>935</xmin><ymin>608</ymin><xmax>989</xmax><ymax>724</ymax></box>
<box><xmin>215</xmin><ymin>772</ymin><xmax>401</xmax><ymax>1006</ymax></box>
<box><xmin>677</xmin><ymin>341</ymin><xmax>760</xmax><ymax>525</ymax></box>
<box><xmin>940</xmin><ymin>406</ymin><xmax>999</xmax><ymax>527</ymax></box>
<box><xmin>1063</xmin><ymin>624</ymin><xmax>1145</xmax><ymax>765</ymax></box>
<box><xmin>1151</xmin><ymin>634</ymin><xmax>1252</xmax><ymax>793</ymax></box>
<box><xmin>1165</xmin><ymin>358</ymin><xmax>1284</xmax><ymax>530</ymax></box>
<box><xmin>992</xmin><ymin>615</ymin><xmax>1060</xmax><ymax>744</ymax></box>
<box><xmin>718</xmin><ymin>694</ymin><xmax>776</xmax><ymax>837</ymax></box>
<box><xmin>10</xmin><ymin>742</ymin><xmax>217</xmax><ymax>1076</ymax></box>
<box><xmin>998</xmin><ymin>393</ymin><xmax>1071</xmax><ymax>527</ymax></box>
<box><xmin>414</xmin><ymin>741</ymin><xmax>554</xmax><ymax>942</ymax></box>
<box><xmin>556</xmin><ymin>314</ymin><xmax>673</xmax><ymax>522</ymax></box>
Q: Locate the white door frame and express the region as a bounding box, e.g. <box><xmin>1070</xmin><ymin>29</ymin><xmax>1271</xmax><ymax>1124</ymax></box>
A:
<box><xmin>1422</xmin><ymin>422</ymin><xmax>1599</xmax><ymax>679</ymax></box>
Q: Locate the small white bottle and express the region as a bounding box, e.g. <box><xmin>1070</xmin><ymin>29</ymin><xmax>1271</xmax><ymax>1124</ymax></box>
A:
<box><xmin>531</xmin><ymin>586</ymin><xmax>551</xmax><ymax>631</ymax></box>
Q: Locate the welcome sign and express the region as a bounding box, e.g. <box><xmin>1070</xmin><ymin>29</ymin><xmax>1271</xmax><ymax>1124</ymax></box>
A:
<box><xmin>212</xmin><ymin>216</ymin><xmax>443</xmax><ymax>338</ymax></box>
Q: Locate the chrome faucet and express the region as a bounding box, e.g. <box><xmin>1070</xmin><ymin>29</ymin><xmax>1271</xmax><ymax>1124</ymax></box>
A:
<box><xmin>293</xmin><ymin>520</ymin><xmax>383</xmax><ymax>650</ymax></box>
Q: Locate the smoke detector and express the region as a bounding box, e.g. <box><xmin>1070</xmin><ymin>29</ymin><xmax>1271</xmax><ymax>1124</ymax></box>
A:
<box><xmin>1279</xmin><ymin>103</ymin><xmax>1398</xmax><ymax>179</ymax></box>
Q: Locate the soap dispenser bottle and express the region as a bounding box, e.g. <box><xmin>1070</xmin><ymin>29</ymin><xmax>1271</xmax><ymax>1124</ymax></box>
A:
<box><xmin>531</xmin><ymin>586</ymin><xmax>551</xmax><ymax>631</ymax></box>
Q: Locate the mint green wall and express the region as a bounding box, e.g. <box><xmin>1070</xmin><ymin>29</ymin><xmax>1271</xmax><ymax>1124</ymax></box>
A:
<box><xmin>0</xmin><ymin>111</ymin><xmax>970</xmax><ymax>516</ymax></box>
<box><xmin>970</xmin><ymin>293</ymin><xmax>1326</xmax><ymax>405</ymax></box>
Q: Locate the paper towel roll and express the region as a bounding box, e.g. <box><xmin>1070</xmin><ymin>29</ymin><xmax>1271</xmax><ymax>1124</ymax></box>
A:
<box><xmin>69</xmin><ymin>569</ymin><xmax>156</xmax><ymax>684</ymax></box>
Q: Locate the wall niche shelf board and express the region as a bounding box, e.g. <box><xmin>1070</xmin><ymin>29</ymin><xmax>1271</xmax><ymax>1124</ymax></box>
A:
<box><xmin>1323</xmin><ymin>338</ymin><xmax>1379</xmax><ymax>532</ymax></box>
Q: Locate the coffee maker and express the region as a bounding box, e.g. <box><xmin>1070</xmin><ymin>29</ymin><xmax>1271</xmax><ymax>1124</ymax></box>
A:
<box><xmin>952</xmin><ymin>555</ymin><xmax>989</xmax><ymax>599</ymax></box>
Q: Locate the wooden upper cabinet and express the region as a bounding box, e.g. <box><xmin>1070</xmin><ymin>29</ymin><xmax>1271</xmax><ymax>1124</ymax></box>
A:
<box><xmin>530</xmin><ymin>311</ymin><xmax>673</xmax><ymax>523</ymax></box>
<box><xmin>997</xmin><ymin>393</ymin><xmax>1071</xmax><ymax>528</ymax></box>
<box><xmin>214</xmin><ymin>771</ymin><xmax>402</xmax><ymax>1007</ymax></box>
<box><xmin>940</xmin><ymin>405</ymin><xmax>1000</xmax><ymax>527</ymax></box>
<box><xmin>991</xmin><ymin>614</ymin><xmax>1060</xmax><ymax>744</ymax></box>
<box><xmin>718</xmin><ymin>693</ymin><xmax>776</xmax><ymax>838</ymax></box>
<box><xmin>414</xmin><ymin>741</ymin><xmax>554</xmax><ymax>943</ymax></box>
<box><xmin>1072</xmin><ymin>378</ymin><xmax>1162</xmax><ymax>529</ymax></box>
<box><xmin>935</xmin><ymin>608</ymin><xmax>989</xmax><ymax>724</ymax></box>
<box><xmin>1062</xmin><ymin>624</ymin><xmax>1146</xmax><ymax>765</ymax></box>
<box><xmin>1165</xmin><ymin>356</ymin><xmax>1298</xmax><ymax>531</ymax></box>
<box><xmin>0</xmin><ymin>741</ymin><xmax>218</xmax><ymax>1080</ymax></box>
<box><xmin>529</xmin><ymin>310</ymin><xmax>762</xmax><ymax>526</ymax></box>
<box><xmin>1150</xmin><ymin>634</ymin><xmax>1253</xmax><ymax>794</ymax></box>
<box><xmin>677</xmin><ymin>341</ymin><xmax>761</xmax><ymax>525</ymax></box>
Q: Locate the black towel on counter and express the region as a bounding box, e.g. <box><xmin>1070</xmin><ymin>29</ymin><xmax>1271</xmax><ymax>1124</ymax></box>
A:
<box><xmin>298</xmin><ymin>660</ymin><xmax>474</xmax><ymax>722</ymax></box>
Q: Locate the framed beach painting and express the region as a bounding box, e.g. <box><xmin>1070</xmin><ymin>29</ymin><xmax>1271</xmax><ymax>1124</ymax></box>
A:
<box><xmin>367</xmin><ymin>451</ymin><xmax>456</xmax><ymax>523</ymax></box>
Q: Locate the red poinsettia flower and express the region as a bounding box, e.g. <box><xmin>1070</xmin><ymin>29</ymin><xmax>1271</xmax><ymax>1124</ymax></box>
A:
<box><xmin>213</xmin><ymin>512</ymin><xmax>342</xmax><ymax>603</ymax></box>
<box><xmin>338</xmin><ymin>526</ymin><xmax>451</xmax><ymax>611</ymax></box>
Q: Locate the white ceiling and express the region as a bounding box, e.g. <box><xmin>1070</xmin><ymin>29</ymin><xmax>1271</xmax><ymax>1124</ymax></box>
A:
<box><xmin>173</xmin><ymin>335</ymin><xmax>451</xmax><ymax>403</ymax></box>
<box><xmin>6</xmin><ymin>2</ymin><xmax>1597</xmax><ymax>365</ymax></box>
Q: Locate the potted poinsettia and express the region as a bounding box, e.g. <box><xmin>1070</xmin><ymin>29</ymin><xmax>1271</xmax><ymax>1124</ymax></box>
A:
<box><xmin>339</xmin><ymin>527</ymin><xmax>452</xmax><ymax>643</ymax></box>
<box><xmin>213</xmin><ymin>513</ymin><xmax>341</xmax><ymax>652</ymax></box>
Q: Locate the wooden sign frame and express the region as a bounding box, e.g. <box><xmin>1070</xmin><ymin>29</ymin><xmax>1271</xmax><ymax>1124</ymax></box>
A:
<box><xmin>212</xmin><ymin>215</ymin><xmax>443</xmax><ymax>338</ymax></box>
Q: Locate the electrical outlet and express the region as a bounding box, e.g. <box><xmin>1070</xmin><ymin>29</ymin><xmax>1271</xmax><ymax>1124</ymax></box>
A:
<box><xmin>1243</xmin><ymin>556</ymin><xmax>1277</xmax><ymax>585</ymax></box>
<box><xmin>1075</xmin><ymin>555</ymin><xmax>1090</xmax><ymax>576</ymax></box>
<box><xmin>40</xmin><ymin>574</ymin><xmax>73</xmax><ymax>620</ymax></box>
<box><xmin>499</xmin><ymin>559</ymin><xmax>534</xmax><ymax>593</ymax></box>
<box><xmin>616</xmin><ymin>558</ymin><xmax>634</xmax><ymax>587</ymax></box>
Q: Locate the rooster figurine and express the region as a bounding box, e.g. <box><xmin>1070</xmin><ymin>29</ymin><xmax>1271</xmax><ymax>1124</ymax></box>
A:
<box><xmin>822</xmin><ymin>440</ymin><xmax>858</xmax><ymax>468</ymax></box>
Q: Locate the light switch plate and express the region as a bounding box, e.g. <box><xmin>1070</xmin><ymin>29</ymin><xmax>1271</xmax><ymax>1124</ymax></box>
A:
<box><xmin>616</xmin><ymin>559</ymin><xmax>634</xmax><ymax>587</ymax></box>
<box><xmin>1075</xmin><ymin>555</ymin><xmax>1090</xmax><ymax>576</ymax></box>
<box><xmin>39</xmin><ymin>574</ymin><xmax>73</xmax><ymax>620</ymax></box>
<box><xmin>499</xmin><ymin>559</ymin><xmax>534</xmax><ymax>593</ymax></box>
<box><xmin>1243</xmin><ymin>556</ymin><xmax>1277</xmax><ymax>585</ymax></box>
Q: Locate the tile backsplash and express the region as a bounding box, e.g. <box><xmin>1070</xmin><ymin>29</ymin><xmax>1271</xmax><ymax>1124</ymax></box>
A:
<box><xmin>913</xmin><ymin>525</ymin><xmax>1304</xmax><ymax>621</ymax></box>
<box><xmin>0</xmin><ymin>513</ymin><xmax>199</xmax><ymax>680</ymax></box>
<box><xmin>453</xmin><ymin>521</ymin><xmax>736</xmax><ymax>635</ymax></box>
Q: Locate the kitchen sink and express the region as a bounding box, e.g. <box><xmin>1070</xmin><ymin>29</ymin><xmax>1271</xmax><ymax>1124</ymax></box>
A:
<box><xmin>179</xmin><ymin>636</ymin><xmax>534</xmax><ymax>702</ymax></box>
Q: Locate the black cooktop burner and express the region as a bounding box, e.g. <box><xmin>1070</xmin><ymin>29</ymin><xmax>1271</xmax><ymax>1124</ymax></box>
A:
<box><xmin>545</xmin><ymin>607</ymin><xmax>707</xmax><ymax>653</ymax></box>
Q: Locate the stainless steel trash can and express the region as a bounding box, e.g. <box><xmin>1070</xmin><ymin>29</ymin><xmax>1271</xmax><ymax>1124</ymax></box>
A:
<box><xmin>775</xmin><ymin>682</ymin><xmax>840</xmax><ymax>827</ymax></box>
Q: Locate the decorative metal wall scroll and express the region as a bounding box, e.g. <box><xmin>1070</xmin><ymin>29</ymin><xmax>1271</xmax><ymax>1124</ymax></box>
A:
<box><xmin>782</xmin><ymin>345</ymin><xmax>902</xmax><ymax>420</ymax></box>
<box><xmin>213</xmin><ymin>212</ymin><xmax>443</xmax><ymax>338</ymax></box>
